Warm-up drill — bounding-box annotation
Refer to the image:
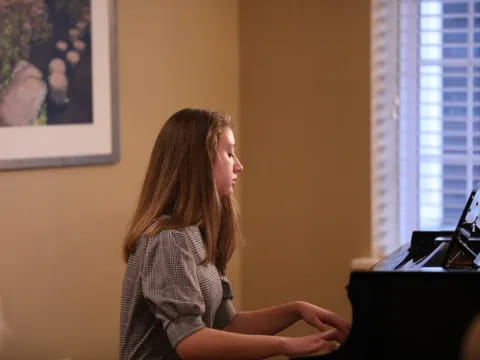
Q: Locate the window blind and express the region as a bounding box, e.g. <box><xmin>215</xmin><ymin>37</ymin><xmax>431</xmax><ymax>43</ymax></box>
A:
<box><xmin>371</xmin><ymin>0</ymin><xmax>401</xmax><ymax>257</ymax></box>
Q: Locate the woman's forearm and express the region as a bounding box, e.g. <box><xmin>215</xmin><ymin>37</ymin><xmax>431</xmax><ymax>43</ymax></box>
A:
<box><xmin>176</xmin><ymin>326</ymin><xmax>336</xmax><ymax>360</ymax></box>
<box><xmin>176</xmin><ymin>327</ymin><xmax>284</xmax><ymax>360</ymax></box>
<box><xmin>222</xmin><ymin>301</ymin><xmax>301</xmax><ymax>335</ymax></box>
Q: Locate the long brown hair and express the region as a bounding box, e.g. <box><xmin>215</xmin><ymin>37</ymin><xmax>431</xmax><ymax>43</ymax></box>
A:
<box><xmin>123</xmin><ymin>108</ymin><xmax>239</xmax><ymax>274</ymax></box>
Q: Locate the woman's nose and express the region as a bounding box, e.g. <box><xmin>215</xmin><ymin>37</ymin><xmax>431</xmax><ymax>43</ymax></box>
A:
<box><xmin>234</xmin><ymin>157</ymin><xmax>244</xmax><ymax>173</ymax></box>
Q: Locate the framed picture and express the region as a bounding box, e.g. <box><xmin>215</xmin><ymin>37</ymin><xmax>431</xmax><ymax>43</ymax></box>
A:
<box><xmin>0</xmin><ymin>0</ymin><xmax>119</xmax><ymax>170</ymax></box>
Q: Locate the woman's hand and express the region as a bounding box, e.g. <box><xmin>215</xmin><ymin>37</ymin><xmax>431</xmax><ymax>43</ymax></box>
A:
<box><xmin>294</xmin><ymin>301</ymin><xmax>351</xmax><ymax>343</ymax></box>
<box><xmin>279</xmin><ymin>330</ymin><xmax>341</xmax><ymax>357</ymax></box>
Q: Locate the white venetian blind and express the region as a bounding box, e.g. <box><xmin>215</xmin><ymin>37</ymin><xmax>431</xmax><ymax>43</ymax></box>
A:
<box><xmin>371</xmin><ymin>0</ymin><xmax>401</xmax><ymax>257</ymax></box>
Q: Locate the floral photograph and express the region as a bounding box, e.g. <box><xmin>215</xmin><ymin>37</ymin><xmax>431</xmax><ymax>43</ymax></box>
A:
<box><xmin>0</xmin><ymin>0</ymin><xmax>92</xmax><ymax>127</ymax></box>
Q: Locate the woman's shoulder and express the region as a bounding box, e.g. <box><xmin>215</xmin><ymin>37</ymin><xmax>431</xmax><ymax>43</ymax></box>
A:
<box><xmin>146</xmin><ymin>225</ymin><xmax>201</xmax><ymax>243</ymax></box>
<box><xmin>144</xmin><ymin>225</ymin><xmax>205</xmax><ymax>260</ymax></box>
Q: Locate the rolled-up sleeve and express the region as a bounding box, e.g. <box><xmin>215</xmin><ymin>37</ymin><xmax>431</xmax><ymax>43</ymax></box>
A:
<box><xmin>141</xmin><ymin>231</ymin><xmax>206</xmax><ymax>347</ymax></box>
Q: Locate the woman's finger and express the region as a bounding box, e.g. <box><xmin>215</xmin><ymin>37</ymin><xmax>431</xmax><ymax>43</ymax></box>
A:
<box><xmin>319</xmin><ymin>327</ymin><xmax>347</xmax><ymax>343</ymax></box>
<box><xmin>320</xmin><ymin>312</ymin><xmax>351</xmax><ymax>337</ymax></box>
<box><xmin>311</xmin><ymin>317</ymin><xmax>329</xmax><ymax>331</ymax></box>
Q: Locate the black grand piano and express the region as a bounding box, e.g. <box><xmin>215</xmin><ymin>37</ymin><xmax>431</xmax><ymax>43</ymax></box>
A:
<box><xmin>294</xmin><ymin>187</ymin><xmax>480</xmax><ymax>360</ymax></box>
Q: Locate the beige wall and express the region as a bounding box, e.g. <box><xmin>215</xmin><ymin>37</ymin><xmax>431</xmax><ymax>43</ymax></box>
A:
<box><xmin>239</xmin><ymin>0</ymin><xmax>371</xmax><ymax>339</ymax></box>
<box><xmin>0</xmin><ymin>1</ymin><xmax>240</xmax><ymax>359</ymax></box>
<box><xmin>0</xmin><ymin>0</ymin><xmax>371</xmax><ymax>358</ymax></box>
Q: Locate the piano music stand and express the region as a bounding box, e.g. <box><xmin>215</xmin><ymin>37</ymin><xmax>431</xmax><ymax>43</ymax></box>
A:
<box><xmin>443</xmin><ymin>185</ymin><xmax>480</xmax><ymax>269</ymax></box>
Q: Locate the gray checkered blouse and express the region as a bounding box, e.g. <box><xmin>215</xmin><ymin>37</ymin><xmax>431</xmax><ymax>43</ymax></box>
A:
<box><xmin>120</xmin><ymin>226</ymin><xmax>237</xmax><ymax>359</ymax></box>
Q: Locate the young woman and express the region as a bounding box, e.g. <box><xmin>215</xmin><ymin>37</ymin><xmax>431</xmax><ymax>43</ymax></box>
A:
<box><xmin>120</xmin><ymin>108</ymin><xmax>350</xmax><ymax>360</ymax></box>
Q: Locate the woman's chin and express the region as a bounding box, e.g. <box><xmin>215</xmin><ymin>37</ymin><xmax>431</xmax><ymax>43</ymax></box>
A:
<box><xmin>218</xmin><ymin>189</ymin><xmax>234</xmax><ymax>198</ymax></box>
